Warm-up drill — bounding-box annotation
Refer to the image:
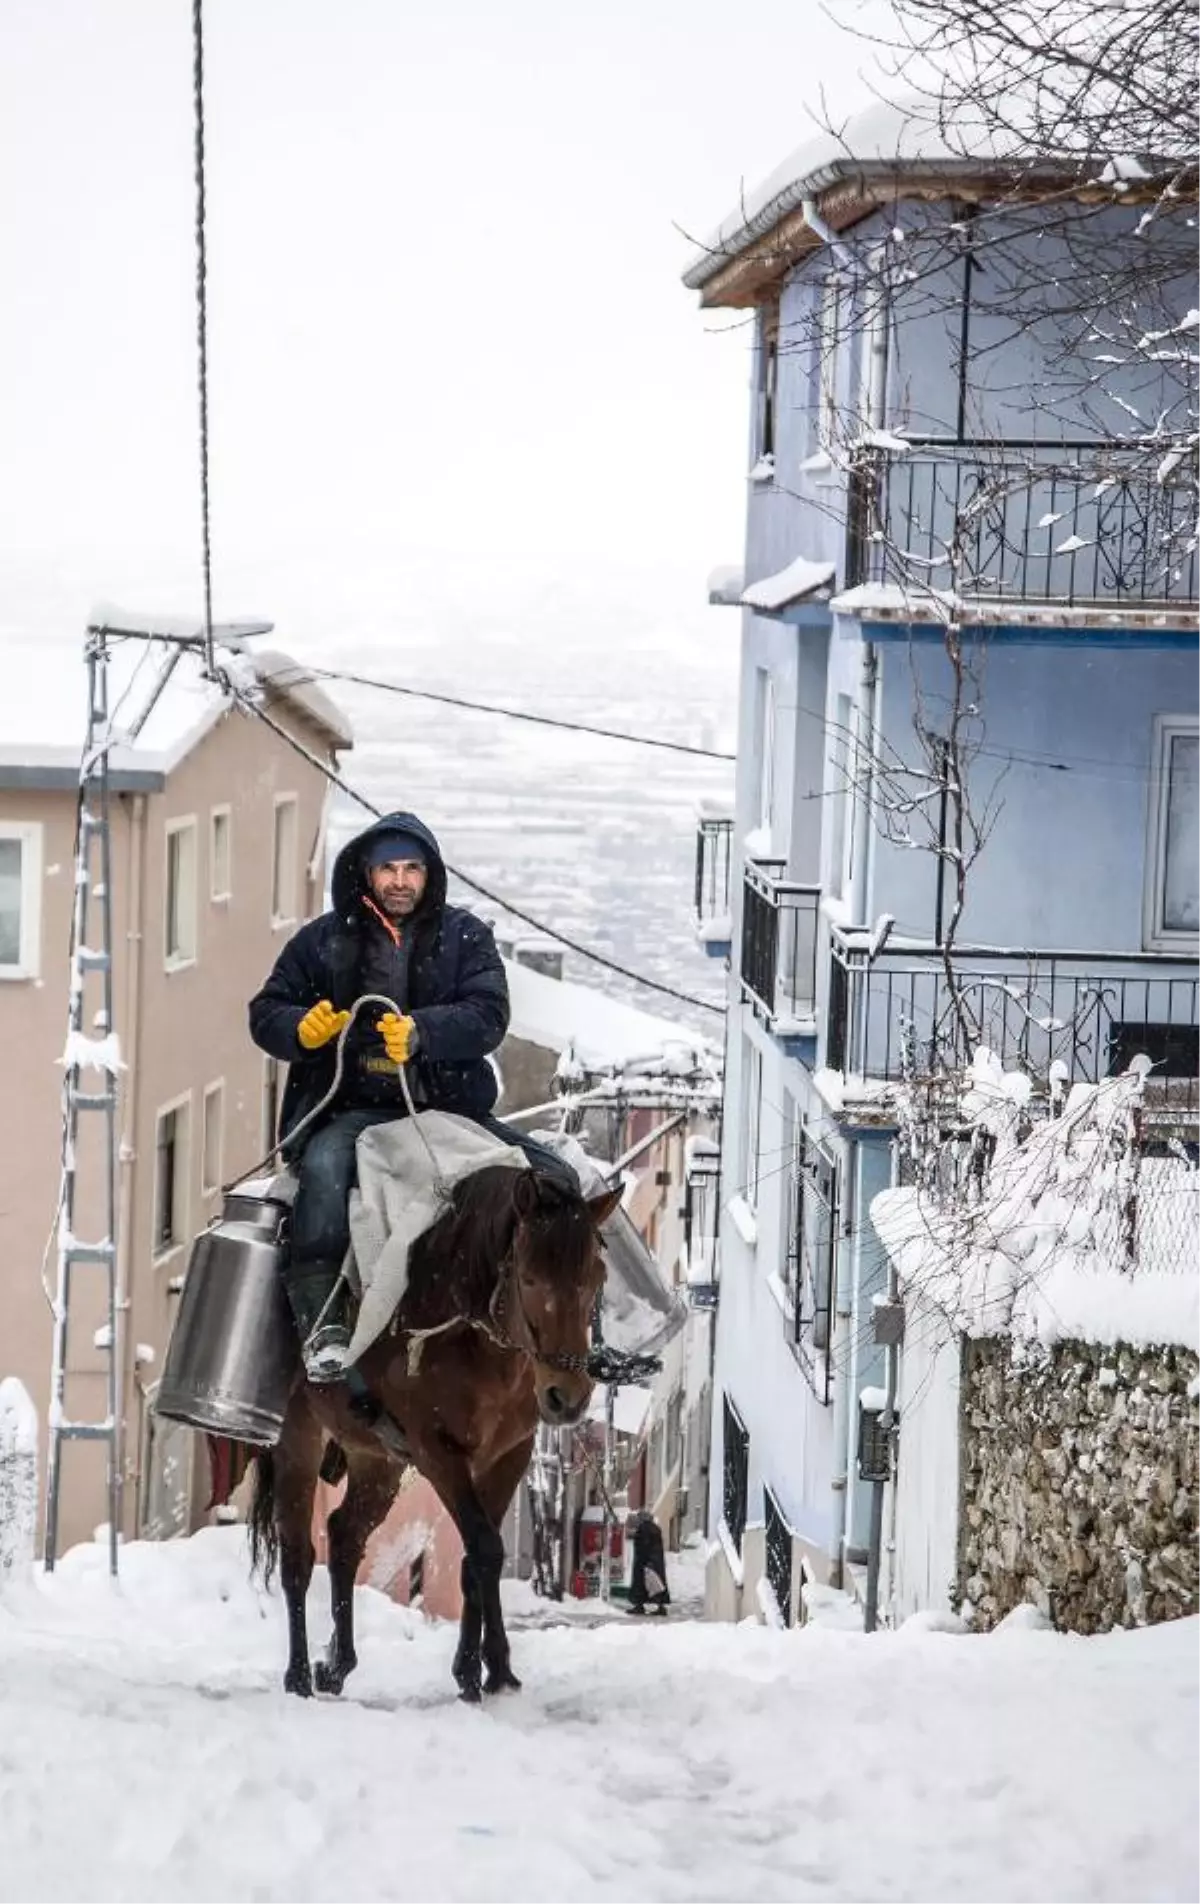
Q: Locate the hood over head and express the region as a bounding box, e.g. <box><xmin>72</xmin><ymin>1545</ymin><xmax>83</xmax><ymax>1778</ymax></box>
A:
<box><xmin>331</xmin><ymin>810</ymin><xmax>447</xmax><ymax>922</ymax></box>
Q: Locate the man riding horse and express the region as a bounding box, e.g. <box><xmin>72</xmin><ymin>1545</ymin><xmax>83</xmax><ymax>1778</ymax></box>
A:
<box><xmin>249</xmin><ymin>810</ymin><xmax>566</xmax><ymax>1384</ymax></box>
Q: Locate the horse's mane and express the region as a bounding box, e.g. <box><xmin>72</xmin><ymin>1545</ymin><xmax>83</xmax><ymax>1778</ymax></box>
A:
<box><xmin>402</xmin><ymin>1165</ymin><xmax>594</xmax><ymax>1329</ymax></box>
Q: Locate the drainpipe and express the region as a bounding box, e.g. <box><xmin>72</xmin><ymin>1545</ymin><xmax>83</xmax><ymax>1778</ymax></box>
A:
<box><xmin>800</xmin><ymin>198</ymin><xmax>855</xmax><ymax>272</ymax></box>
<box><xmin>828</xmin><ymin>1140</ymin><xmax>858</xmax><ymax>1587</ymax></box>
<box><xmin>115</xmin><ymin>794</ymin><xmax>147</xmax><ymax>1533</ymax></box>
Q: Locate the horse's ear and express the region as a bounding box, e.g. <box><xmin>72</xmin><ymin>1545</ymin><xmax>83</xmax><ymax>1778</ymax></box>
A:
<box><xmin>585</xmin><ymin>1186</ymin><xmax>623</xmax><ymax>1227</ymax></box>
<box><xmin>512</xmin><ymin>1170</ymin><xmax>539</xmax><ymax>1219</ymax></box>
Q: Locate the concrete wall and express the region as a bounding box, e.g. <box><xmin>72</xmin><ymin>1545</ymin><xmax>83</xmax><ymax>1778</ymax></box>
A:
<box><xmin>0</xmin><ymin>700</ymin><xmax>333</xmax><ymax>1555</ymax></box>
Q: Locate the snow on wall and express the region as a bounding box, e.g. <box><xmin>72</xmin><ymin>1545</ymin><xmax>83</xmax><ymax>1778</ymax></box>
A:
<box><xmin>0</xmin><ymin>1379</ymin><xmax>38</xmax><ymax>1587</ymax></box>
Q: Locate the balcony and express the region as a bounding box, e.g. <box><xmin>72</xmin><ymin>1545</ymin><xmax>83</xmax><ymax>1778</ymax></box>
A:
<box><xmin>740</xmin><ymin>862</ymin><xmax>821</xmax><ymax>1039</ymax></box>
<box><xmin>845</xmin><ymin>444</ymin><xmax>1198</xmax><ymax>612</ymax></box>
<box><xmin>828</xmin><ymin>933</ymin><xmax>1199</xmax><ymax>1112</ymax></box>
<box><xmin>694</xmin><ymin>814</ymin><xmax>734</xmax><ymax>958</ymax></box>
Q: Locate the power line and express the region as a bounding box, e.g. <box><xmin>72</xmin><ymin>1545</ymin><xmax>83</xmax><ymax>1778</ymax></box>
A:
<box><xmin>221</xmin><ymin>672</ymin><xmax>725</xmax><ymax>1020</ymax></box>
<box><xmin>191</xmin><ymin>0</ymin><xmax>215</xmax><ymax>672</ymax></box>
<box><xmin>266</xmin><ymin>661</ymin><xmax>736</xmax><ymax>762</ymax></box>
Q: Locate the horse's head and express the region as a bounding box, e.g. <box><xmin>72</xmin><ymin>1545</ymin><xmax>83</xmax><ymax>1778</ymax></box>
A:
<box><xmin>506</xmin><ymin>1170</ymin><xmax>621</xmax><ymax>1427</ymax></box>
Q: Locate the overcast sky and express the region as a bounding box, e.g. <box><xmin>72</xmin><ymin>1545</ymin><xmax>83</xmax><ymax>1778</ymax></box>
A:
<box><xmin>0</xmin><ymin>0</ymin><xmax>888</xmax><ymax>633</ymax></box>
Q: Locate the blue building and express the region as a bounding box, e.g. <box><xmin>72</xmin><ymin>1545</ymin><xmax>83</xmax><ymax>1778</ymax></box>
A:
<box><xmin>681</xmin><ymin>99</ymin><xmax>1198</xmax><ymax>1624</ymax></box>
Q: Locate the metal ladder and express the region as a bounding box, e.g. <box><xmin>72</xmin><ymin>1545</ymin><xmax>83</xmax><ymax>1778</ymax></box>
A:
<box><xmin>43</xmin><ymin>627</ymin><xmax>121</xmax><ymax>1573</ymax></box>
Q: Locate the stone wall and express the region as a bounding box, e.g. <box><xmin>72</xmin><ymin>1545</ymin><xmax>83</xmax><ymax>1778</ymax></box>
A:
<box><xmin>958</xmin><ymin>1338</ymin><xmax>1199</xmax><ymax>1634</ymax></box>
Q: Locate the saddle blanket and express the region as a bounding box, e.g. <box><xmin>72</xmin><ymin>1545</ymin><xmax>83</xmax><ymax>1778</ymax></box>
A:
<box><xmin>343</xmin><ymin>1111</ymin><xmax>528</xmax><ymax>1366</ymax></box>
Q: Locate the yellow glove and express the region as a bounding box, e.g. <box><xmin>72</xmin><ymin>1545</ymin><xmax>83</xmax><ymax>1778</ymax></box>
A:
<box><xmin>378</xmin><ymin>1012</ymin><xmax>418</xmax><ymax>1065</ymax></box>
<box><xmin>297</xmin><ymin>999</ymin><xmax>351</xmax><ymax>1051</ymax></box>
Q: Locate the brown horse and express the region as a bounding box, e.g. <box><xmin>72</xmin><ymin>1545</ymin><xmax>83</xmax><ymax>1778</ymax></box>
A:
<box><xmin>247</xmin><ymin>1164</ymin><xmax>620</xmax><ymax>1703</ymax></box>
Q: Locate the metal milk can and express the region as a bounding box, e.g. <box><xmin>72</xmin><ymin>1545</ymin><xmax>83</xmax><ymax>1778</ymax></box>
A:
<box><xmin>155</xmin><ymin>1176</ymin><xmax>299</xmax><ymax>1447</ymax></box>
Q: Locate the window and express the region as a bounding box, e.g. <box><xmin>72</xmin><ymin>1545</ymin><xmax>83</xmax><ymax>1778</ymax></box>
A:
<box><xmin>0</xmin><ymin>821</ymin><xmax>42</xmax><ymax>979</ymax></box>
<box><xmin>790</xmin><ymin>1129</ymin><xmax>838</xmax><ymax>1400</ymax></box>
<box><xmin>1145</xmin><ymin>717</ymin><xmax>1199</xmax><ymax>950</ymax></box>
<box><xmin>742</xmin><ymin>1039</ymin><xmax>763</xmax><ymax>1210</ymax></box>
<box><xmin>262</xmin><ymin>1057</ymin><xmax>282</xmax><ymax>1152</ymax></box>
<box><xmin>153</xmin><ymin>1099</ymin><xmax>190</xmax><ymax>1257</ymax></box>
<box><xmin>201</xmin><ymin>1082</ymin><xmax>224</xmax><ymax>1195</ymax></box>
<box><xmin>271</xmin><ymin>796</ymin><xmax>299</xmax><ymax>926</ymax></box>
<box><xmin>165</xmin><ymin>819</ymin><xmax>197</xmax><ymax>967</ymax></box>
<box><xmin>210</xmin><ymin>807</ymin><xmax>231</xmax><ymax>902</ymax></box>
<box><xmin>756</xmin><ymin>305</ymin><xmax>779</xmax><ymax>461</ymax></box>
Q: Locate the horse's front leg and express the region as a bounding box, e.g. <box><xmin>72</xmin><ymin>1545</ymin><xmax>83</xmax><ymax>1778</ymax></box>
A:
<box><xmin>412</xmin><ymin>1436</ymin><xmax>502</xmax><ymax>1703</ymax></box>
<box><xmin>315</xmin><ymin>1448</ymin><xmax>402</xmax><ymax>1696</ymax></box>
<box><xmin>475</xmin><ymin>1434</ymin><xmax>536</xmax><ymax>1694</ymax></box>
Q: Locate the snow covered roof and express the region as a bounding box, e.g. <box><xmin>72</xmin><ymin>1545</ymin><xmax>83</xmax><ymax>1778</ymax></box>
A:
<box><xmin>0</xmin><ymin>625</ymin><xmax>351</xmax><ymax>789</ymax></box>
<box><xmin>707</xmin><ymin>566</ymin><xmax>745</xmax><ymax>606</ymax></box>
<box><xmin>742</xmin><ymin>556</ymin><xmax>836</xmax><ymax>612</ymax></box>
<box><xmin>683</xmin><ymin>89</ymin><xmax>1176</xmax><ymax>300</ymax></box>
<box><xmin>503</xmin><ymin>956</ymin><xmax>717</xmax><ymax>1073</ymax></box>
<box><xmin>683</xmin><ymin>94</ymin><xmax>1021</xmax><ymax>294</ymax></box>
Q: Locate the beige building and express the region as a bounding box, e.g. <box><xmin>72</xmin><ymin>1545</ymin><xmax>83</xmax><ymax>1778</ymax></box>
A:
<box><xmin>0</xmin><ymin>636</ymin><xmax>350</xmax><ymax>1555</ymax></box>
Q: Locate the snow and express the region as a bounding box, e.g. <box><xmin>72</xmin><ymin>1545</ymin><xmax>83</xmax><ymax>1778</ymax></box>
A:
<box><xmin>695</xmin><ymin>912</ymin><xmax>732</xmax><ymax>945</ymax></box>
<box><xmin>0</xmin><ymin>1377</ymin><xmax>38</xmax><ymax>1457</ymax></box>
<box><xmin>0</xmin><ymin>636</ymin><xmax>349</xmax><ymax>772</ymax></box>
<box><xmin>872</xmin><ymin>1064</ymin><xmax>1199</xmax><ymax>1350</ymax></box>
<box><xmin>61</xmin><ymin>1029</ymin><xmax>123</xmax><ymax>1074</ymax></box>
<box><xmin>503</xmin><ymin>956</ymin><xmax>717</xmax><ymax>1073</ymax></box>
<box><xmin>684</xmin><ymin>93</ymin><xmax>1028</xmax><ymax>291</ymax></box>
<box><xmin>748</xmin><ymin>454</ymin><xmax>775</xmax><ymax>482</ymax></box>
<box><xmin>706</xmin><ymin>565</ymin><xmax>745</xmax><ymax>605</ymax></box>
<box><xmin>741</xmin><ymin>555</ymin><xmax>836</xmax><ymax>612</ymax></box>
<box><xmin>813</xmin><ymin>1067</ymin><xmax>896</xmax><ymax>1117</ymax></box>
<box><xmin>0</xmin><ymin>1529</ymin><xmax>1195</xmax><ymax>1900</ymax></box>
<box><xmin>1055</xmin><ymin>534</ymin><xmax>1092</xmax><ymax>555</ymax></box>
<box><xmin>859</xmin><ymin>1385</ymin><xmax>889</xmax><ymax>1413</ymax></box>
<box><xmin>853</xmin><ymin>428</ymin><xmax>912</xmax><ymax>454</ymax></box>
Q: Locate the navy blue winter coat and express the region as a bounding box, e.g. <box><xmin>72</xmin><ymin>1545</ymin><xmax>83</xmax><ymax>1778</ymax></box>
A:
<box><xmin>248</xmin><ymin>812</ymin><xmax>509</xmax><ymax>1151</ymax></box>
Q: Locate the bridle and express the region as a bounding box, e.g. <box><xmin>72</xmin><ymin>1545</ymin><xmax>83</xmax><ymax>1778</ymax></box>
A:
<box><xmin>481</xmin><ymin>1244</ymin><xmax>593</xmax><ymax>1377</ymax></box>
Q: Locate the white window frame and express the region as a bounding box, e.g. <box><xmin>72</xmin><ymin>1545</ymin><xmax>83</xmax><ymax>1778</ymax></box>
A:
<box><xmin>201</xmin><ymin>1079</ymin><xmax>225</xmax><ymax>1196</ymax></box>
<box><xmin>164</xmin><ymin>817</ymin><xmax>198</xmax><ymax>971</ymax></box>
<box><xmin>210</xmin><ymin>805</ymin><xmax>232</xmax><ymax>904</ymax></box>
<box><xmin>742</xmin><ymin>1039</ymin><xmax>763</xmax><ymax>1212</ymax></box>
<box><xmin>271</xmin><ymin>794</ymin><xmax>299</xmax><ymax>930</ymax></box>
<box><xmin>0</xmin><ymin>820</ymin><xmax>43</xmax><ymax>980</ymax></box>
<box><xmin>755</xmin><ymin>668</ymin><xmax>777</xmax><ymax>840</ymax></box>
<box><xmin>1144</xmin><ymin>715</ymin><xmax>1199</xmax><ymax>952</ymax></box>
<box><xmin>152</xmin><ymin>1092</ymin><xmax>192</xmax><ymax>1263</ymax></box>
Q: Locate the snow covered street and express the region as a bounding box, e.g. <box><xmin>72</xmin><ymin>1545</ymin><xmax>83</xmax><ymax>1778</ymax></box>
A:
<box><xmin>1</xmin><ymin>1530</ymin><xmax>1195</xmax><ymax>1903</ymax></box>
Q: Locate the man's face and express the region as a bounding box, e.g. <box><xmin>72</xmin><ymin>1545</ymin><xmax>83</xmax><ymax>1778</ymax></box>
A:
<box><xmin>367</xmin><ymin>857</ymin><xmax>427</xmax><ymax>920</ymax></box>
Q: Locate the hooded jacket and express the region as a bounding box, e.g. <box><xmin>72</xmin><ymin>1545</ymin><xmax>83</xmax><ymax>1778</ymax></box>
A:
<box><xmin>248</xmin><ymin>811</ymin><xmax>509</xmax><ymax>1150</ymax></box>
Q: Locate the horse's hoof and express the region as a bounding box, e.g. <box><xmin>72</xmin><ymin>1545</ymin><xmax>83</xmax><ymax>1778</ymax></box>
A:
<box><xmin>484</xmin><ymin>1667</ymin><xmax>522</xmax><ymax>1695</ymax></box>
<box><xmin>457</xmin><ymin>1682</ymin><xmax>483</xmax><ymax>1705</ymax></box>
<box><xmin>313</xmin><ymin>1659</ymin><xmax>345</xmax><ymax>1696</ymax></box>
<box><xmin>284</xmin><ymin>1666</ymin><xmax>313</xmax><ymax>1699</ymax></box>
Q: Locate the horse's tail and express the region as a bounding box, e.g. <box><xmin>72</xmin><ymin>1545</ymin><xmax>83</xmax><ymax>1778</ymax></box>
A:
<box><xmin>247</xmin><ymin>1449</ymin><xmax>279</xmax><ymax>1586</ymax></box>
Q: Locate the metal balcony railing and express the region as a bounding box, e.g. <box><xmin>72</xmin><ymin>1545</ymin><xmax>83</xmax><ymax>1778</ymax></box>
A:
<box><xmin>846</xmin><ymin>444</ymin><xmax>1198</xmax><ymax>609</ymax></box>
<box><xmin>722</xmin><ymin>1394</ymin><xmax>749</xmax><ymax>1555</ymax></box>
<box><xmin>694</xmin><ymin>816</ymin><xmax>734</xmax><ymax>935</ymax></box>
<box><xmin>740</xmin><ymin>863</ymin><xmax>821</xmax><ymax>1029</ymax></box>
<box><xmin>828</xmin><ymin>934</ymin><xmax>1199</xmax><ymax>1110</ymax></box>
